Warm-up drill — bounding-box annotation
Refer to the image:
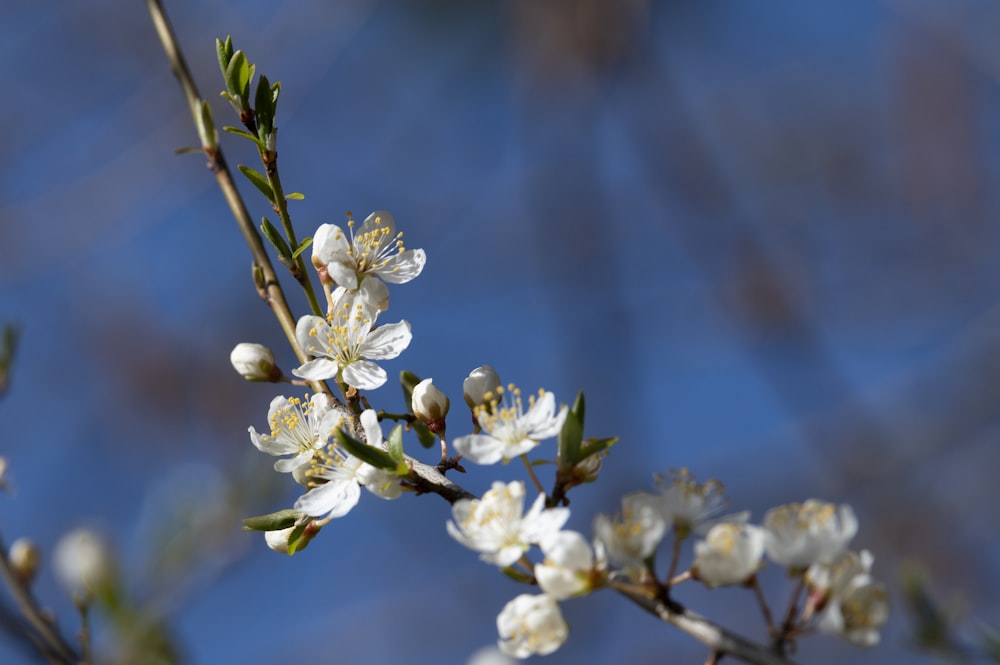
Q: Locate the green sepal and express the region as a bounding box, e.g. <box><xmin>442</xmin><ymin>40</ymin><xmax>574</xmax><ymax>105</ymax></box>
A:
<box><xmin>285</xmin><ymin>192</ymin><xmax>305</xmax><ymax>200</ymax></box>
<box><xmin>400</xmin><ymin>370</ymin><xmax>421</xmax><ymax>410</ymax></box>
<box><xmin>216</xmin><ymin>36</ymin><xmax>234</xmax><ymax>78</ymax></box>
<box><xmin>195</xmin><ymin>100</ymin><xmax>217</xmax><ymax>149</ymax></box>
<box><xmin>557</xmin><ymin>391</ymin><xmax>585</xmax><ymax>465</ymax></box>
<box><xmin>260</xmin><ymin>217</ymin><xmax>292</xmax><ymax>261</ymax></box>
<box><xmin>412</xmin><ymin>420</ymin><xmax>436</xmax><ymax>449</ymax></box>
<box><xmin>238</xmin><ymin>165</ymin><xmax>275</xmax><ymax>203</ymax></box>
<box><xmin>174</xmin><ymin>146</ymin><xmax>201</xmax><ymax>155</ymax></box>
<box><xmin>577</xmin><ymin>436</ymin><xmax>618</xmax><ymax>461</ymax></box>
<box><xmin>291</xmin><ymin>237</ymin><xmax>313</xmax><ymax>260</ymax></box>
<box><xmin>223</xmin><ymin>126</ymin><xmax>265</xmax><ymax>147</ymax></box>
<box><xmin>387</xmin><ymin>424</ymin><xmax>405</xmax><ymax>462</ymax></box>
<box><xmin>285</xmin><ymin>521</ymin><xmax>311</xmax><ymax>555</ymax></box>
<box><xmin>336</xmin><ymin>428</ymin><xmax>405</xmax><ymax>474</ymax></box>
<box><xmin>241</xmin><ymin>509</ymin><xmax>300</xmax><ymax>531</ymax></box>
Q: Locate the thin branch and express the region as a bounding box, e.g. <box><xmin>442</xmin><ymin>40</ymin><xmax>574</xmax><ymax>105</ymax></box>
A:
<box><xmin>145</xmin><ymin>0</ymin><xmax>333</xmax><ymax>400</ymax></box>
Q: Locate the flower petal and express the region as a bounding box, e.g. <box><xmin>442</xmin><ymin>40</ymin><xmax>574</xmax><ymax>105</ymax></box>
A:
<box><xmin>295</xmin><ymin>479</ymin><xmax>361</xmax><ymax>518</ymax></box>
<box><xmin>341</xmin><ymin>359</ymin><xmax>387</xmax><ymax>390</ymax></box>
<box><xmin>360</xmin><ymin>320</ymin><xmax>412</xmax><ymax>360</ymax></box>
<box><xmin>453</xmin><ymin>434</ymin><xmax>504</xmax><ymax>465</ymax></box>
<box><xmin>292</xmin><ymin>358</ymin><xmax>340</xmax><ymax>381</ymax></box>
<box><xmin>377</xmin><ymin>248</ymin><xmax>426</xmax><ymax>284</ymax></box>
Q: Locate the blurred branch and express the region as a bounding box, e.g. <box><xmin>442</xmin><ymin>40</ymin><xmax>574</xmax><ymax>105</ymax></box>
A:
<box><xmin>0</xmin><ymin>324</ymin><xmax>19</xmax><ymax>398</ymax></box>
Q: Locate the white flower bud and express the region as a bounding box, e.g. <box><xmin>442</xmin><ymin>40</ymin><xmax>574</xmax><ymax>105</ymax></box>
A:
<box><xmin>411</xmin><ymin>378</ymin><xmax>449</xmax><ymax>425</ymax></box>
<box><xmin>463</xmin><ymin>365</ymin><xmax>501</xmax><ymax>408</ymax></box>
<box><xmin>8</xmin><ymin>538</ymin><xmax>41</xmax><ymax>584</ymax></box>
<box><xmin>52</xmin><ymin>528</ymin><xmax>114</xmax><ymax>599</ymax></box>
<box><xmin>230</xmin><ymin>343</ymin><xmax>281</xmax><ymax>382</ymax></box>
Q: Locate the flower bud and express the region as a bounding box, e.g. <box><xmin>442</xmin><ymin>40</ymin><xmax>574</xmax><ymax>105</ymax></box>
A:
<box><xmin>230</xmin><ymin>343</ymin><xmax>282</xmax><ymax>382</ymax></box>
<box><xmin>264</xmin><ymin>523</ymin><xmax>317</xmax><ymax>555</ymax></box>
<box><xmin>463</xmin><ymin>365</ymin><xmax>501</xmax><ymax>408</ymax></box>
<box><xmin>411</xmin><ymin>378</ymin><xmax>449</xmax><ymax>431</ymax></box>
<box><xmin>52</xmin><ymin>528</ymin><xmax>114</xmax><ymax>600</ymax></box>
<box><xmin>8</xmin><ymin>538</ymin><xmax>41</xmax><ymax>585</ymax></box>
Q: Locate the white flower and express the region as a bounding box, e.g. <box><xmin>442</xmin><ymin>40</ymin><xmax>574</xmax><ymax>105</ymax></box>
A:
<box><xmin>536</xmin><ymin>530</ymin><xmax>600</xmax><ymax>599</ymax></box>
<box><xmin>294</xmin><ymin>410</ymin><xmax>401</xmax><ymax>520</ymax></box>
<box><xmin>249</xmin><ymin>394</ymin><xmax>343</xmax><ymax>473</ymax></box>
<box><xmin>496</xmin><ymin>594</ymin><xmax>569</xmax><ymax>658</ymax></box>
<box><xmin>229</xmin><ymin>342</ymin><xmax>279</xmax><ymax>381</ymax></box>
<box><xmin>808</xmin><ymin>550</ymin><xmax>889</xmax><ymax>647</ymax></box>
<box><xmin>653</xmin><ymin>469</ymin><xmax>734</xmax><ymax>537</ymax></box>
<box><xmin>463</xmin><ymin>365</ymin><xmax>501</xmax><ymax>408</ymax></box>
<box><xmin>763</xmin><ymin>500</ymin><xmax>858</xmax><ymax>569</ymax></box>
<box><xmin>411</xmin><ymin>377</ymin><xmax>449</xmax><ymax>423</ymax></box>
<box><xmin>312</xmin><ymin>211</ymin><xmax>426</xmax><ymax>303</ymax></box>
<box><xmin>593</xmin><ymin>492</ymin><xmax>666</xmax><ymax>569</ymax></box>
<box><xmin>292</xmin><ymin>290</ymin><xmax>411</xmax><ymax>390</ymax></box>
<box><xmin>53</xmin><ymin>528</ymin><xmax>114</xmax><ymax>597</ymax></box>
<box><xmin>447</xmin><ymin>481</ymin><xmax>569</xmax><ymax>567</ymax></box>
<box><xmin>453</xmin><ymin>385</ymin><xmax>567</xmax><ymax>465</ymax></box>
<box><xmin>691</xmin><ymin>522</ymin><xmax>765</xmax><ymax>588</ymax></box>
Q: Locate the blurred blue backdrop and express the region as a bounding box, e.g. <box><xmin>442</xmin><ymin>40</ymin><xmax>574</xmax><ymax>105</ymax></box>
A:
<box><xmin>3</xmin><ymin>1</ymin><xmax>1000</xmax><ymax>663</ymax></box>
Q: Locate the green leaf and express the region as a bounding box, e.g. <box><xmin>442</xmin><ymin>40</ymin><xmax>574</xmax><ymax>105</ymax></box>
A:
<box><xmin>260</xmin><ymin>217</ymin><xmax>292</xmax><ymax>260</ymax></box>
<box><xmin>412</xmin><ymin>420</ymin><xmax>436</xmax><ymax>449</ymax></box>
<box><xmin>336</xmin><ymin>428</ymin><xmax>404</xmax><ymax>473</ymax></box>
<box><xmin>238</xmin><ymin>164</ymin><xmax>275</xmax><ymax>203</ymax></box>
<box><xmin>224</xmin><ymin>50</ymin><xmax>251</xmax><ymax>103</ymax></box>
<box><xmin>173</xmin><ymin>146</ymin><xmax>201</xmax><ymax>155</ymax></box>
<box><xmin>255</xmin><ymin>74</ymin><xmax>274</xmax><ymax>138</ymax></box>
<box><xmin>285</xmin><ymin>192</ymin><xmax>305</xmax><ymax>200</ymax></box>
<box><xmin>223</xmin><ymin>126</ymin><xmax>264</xmax><ymax>146</ymax></box>
<box><xmin>291</xmin><ymin>237</ymin><xmax>313</xmax><ymax>260</ymax></box>
<box><xmin>387</xmin><ymin>424</ymin><xmax>405</xmax><ymax>462</ymax></box>
<box><xmin>241</xmin><ymin>509</ymin><xmax>300</xmax><ymax>531</ymax></box>
<box><xmin>557</xmin><ymin>391</ymin><xmax>585</xmax><ymax>465</ymax></box>
<box><xmin>400</xmin><ymin>370</ymin><xmax>421</xmax><ymax>410</ymax></box>
<box><xmin>216</xmin><ymin>36</ymin><xmax>234</xmax><ymax>78</ymax></box>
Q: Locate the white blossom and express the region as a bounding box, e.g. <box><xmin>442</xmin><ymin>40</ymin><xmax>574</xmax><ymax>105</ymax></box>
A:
<box><xmin>312</xmin><ymin>210</ymin><xmax>426</xmax><ymax>309</ymax></box>
<box><xmin>447</xmin><ymin>481</ymin><xmax>568</xmax><ymax>567</ymax></box>
<box><xmin>808</xmin><ymin>550</ymin><xmax>889</xmax><ymax>647</ymax></box>
<box><xmin>593</xmin><ymin>492</ymin><xmax>666</xmax><ymax>569</ymax></box>
<box><xmin>763</xmin><ymin>500</ymin><xmax>858</xmax><ymax>569</ymax></box>
<box><xmin>653</xmin><ymin>468</ymin><xmax>735</xmax><ymax>537</ymax></box>
<box><xmin>535</xmin><ymin>530</ymin><xmax>600</xmax><ymax>599</ymax></box>
<box><xmin>53</xmin><ymin>528</ymin><xmax>114</xmax><ymax>597</ymax></box>
<box><xmin>294</xmin><ymin>409</ymin><xmax>401</xmax><ymax>520</ymax></box>
<box><xmin>691</xmin><ymin>522</ymin><xmax>765</xmax><ymax>588</ymax></box>
<box><xmin>248</xmin><ymin>393</ymin><xmax>343</xmax><ymax>473</ymax></box>
<box><xmin>411</xmin><ymin>377</ymin><xmax>449</xmax><ymax>423</ymax></box>
<box><xmin>453</xmin><ymin>385</ymin><xmax>566</xmax><ymax>465</ymax></box>
<box><xmin>496</xmin><ymin>594</ymin><xmax>569</xmax><ymax>658</ymax></box>
<box><xmin>292</xmin><ymin>290</ymin><xmax>411</xmax><ymax>390</ymax></box>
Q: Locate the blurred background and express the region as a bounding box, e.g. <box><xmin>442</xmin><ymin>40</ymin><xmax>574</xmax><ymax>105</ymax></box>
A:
<box><xmin>2</xmin><ymin>0</ymin><xmax>999</xmax><ymax>663</ymax></box>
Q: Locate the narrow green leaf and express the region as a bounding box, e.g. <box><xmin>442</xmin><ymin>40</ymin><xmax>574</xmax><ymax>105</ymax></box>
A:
<box><xmin>336</xmin><ymin>428</ymin><xmax>399</xmax><ymax>472</ymax></box>
<box><xmin>387</xmin><ymin>424</ymin><xmax>405</xmax><ymax>462</ymax></box>
<box><xmin>216</xmin><ymin>36</ymin><xmax>233</xmax><ymax>77</ymax></box>
<box><xmin>271</xmin><ymin>80</ymin><xmax>281</xmax><ymax>106</ymax></box>
<box><xmin>412</xmin><ymin>420</ymin><xmax>436</xmax><ymax>449</ymax></box>
<box><xmin>242</xmin><ymin>509</ymin><xmax>300</xmax><ymax>531</ymax></box>
<box><xmin>195</xmin><ymin>100</ymin><xmax>217</xmax><ymax>149</ymax></box>
<box><xmin>285</xmin><ymin>521</ymin><xmax>310</xmax><ymax>555</ymax></box>
<box><xmin>225</xmin><ymin>50</ymin><xmax>248</xmax><ymax>101</ymax></box>
<box><xmin>174</xmin><ymin>146</ymin><xmax>201</xmax><ymax>155</ymax></box>
<box><xmin>260</xmin><ymin>217</ymin><xmax>292</xmax><ymax>260</ymax></box>
<box><xmin>223</xmin><ymin>126</ymin><xmax>264</xmax><ymax>146</ymax></box>
<box><xmin>291</xmin><ymin>237</ymin><xmax>313</xmax><ymax>260</ymax></box>
<box><xmin>285</xmin><ymin>192</ymin><xmax>305</xmax><ymax>200</ymax></box>
<box><xmin>238</xmin><ymin>164</ymin><xmax>275</xmax><ymax>203</ymax></box>
<box><xmin>255</xmin><ymin>74</ymin><xmax>274</xmax><ymax>136</ymax></box>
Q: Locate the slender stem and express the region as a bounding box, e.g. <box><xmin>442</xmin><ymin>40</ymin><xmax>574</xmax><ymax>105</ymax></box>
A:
<box><xmin>519</xmin><ymin>454</ymin><xmax>544</xmax><ymax>494</ymax></box>
<box><xmin>146</xmin><ymin>0</ymin><xmax>333</xmax><ymax>401</ymax></box>
<box><xmin>750</xmin><ymin>577</ymin><xmax>777</xmax><ymax>638</ymax></box>
<box><xmin>0</xmin><ymin>533</ymin><xmax>78</xmax><ymax>664</ymax></box>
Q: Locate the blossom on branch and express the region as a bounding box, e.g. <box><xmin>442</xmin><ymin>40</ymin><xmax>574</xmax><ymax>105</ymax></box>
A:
<box><xmin>763</xmin><ymin>500</ymin><xmax>858</xmax><ymax>569</ymax></box>
<box><xmin>535</xmin><ymin>530</ymin><xmax>603</xmax><ymax>599</ymax></box>
<box><xmin>807</xmin><ymin>549</ymin><xmax>889</xmax><ymax>646</ymax></box>
<box><xmin>453</xmin><ymin>385</ymin><xmax>566</xmax><ymax>465</ymax></box>
<box><xmin>248</xmin><ymin>393</ymin><xmax>343</xmax><ymax>473</ymax></box>
<box><xmin>691</xmin><ymin>522</ymin><xmax>765</xmax><ymax>588</ymax></box>
<box><xmin>292</xmin><ymin>290</ymin><xmax>411</xmax><ymax>390</ymax></box>
<box><xmin>312</xmin><ymin>210</ymin><xmax>426</xmax><ymax>311</ymax></box>
<box><xmin>447</xmin><ymin>481</ymin><xmax>568</xmax><ymax>567</ymax></box>
<box><xmin>496</xmin><ymin>593</ymin><xmax>569</xmax><ymax>658</ymax></box>
<box><xmin>593</xmin><ymin>492</ymin><xmax>666</xmax><ymax>569</ymax></box>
